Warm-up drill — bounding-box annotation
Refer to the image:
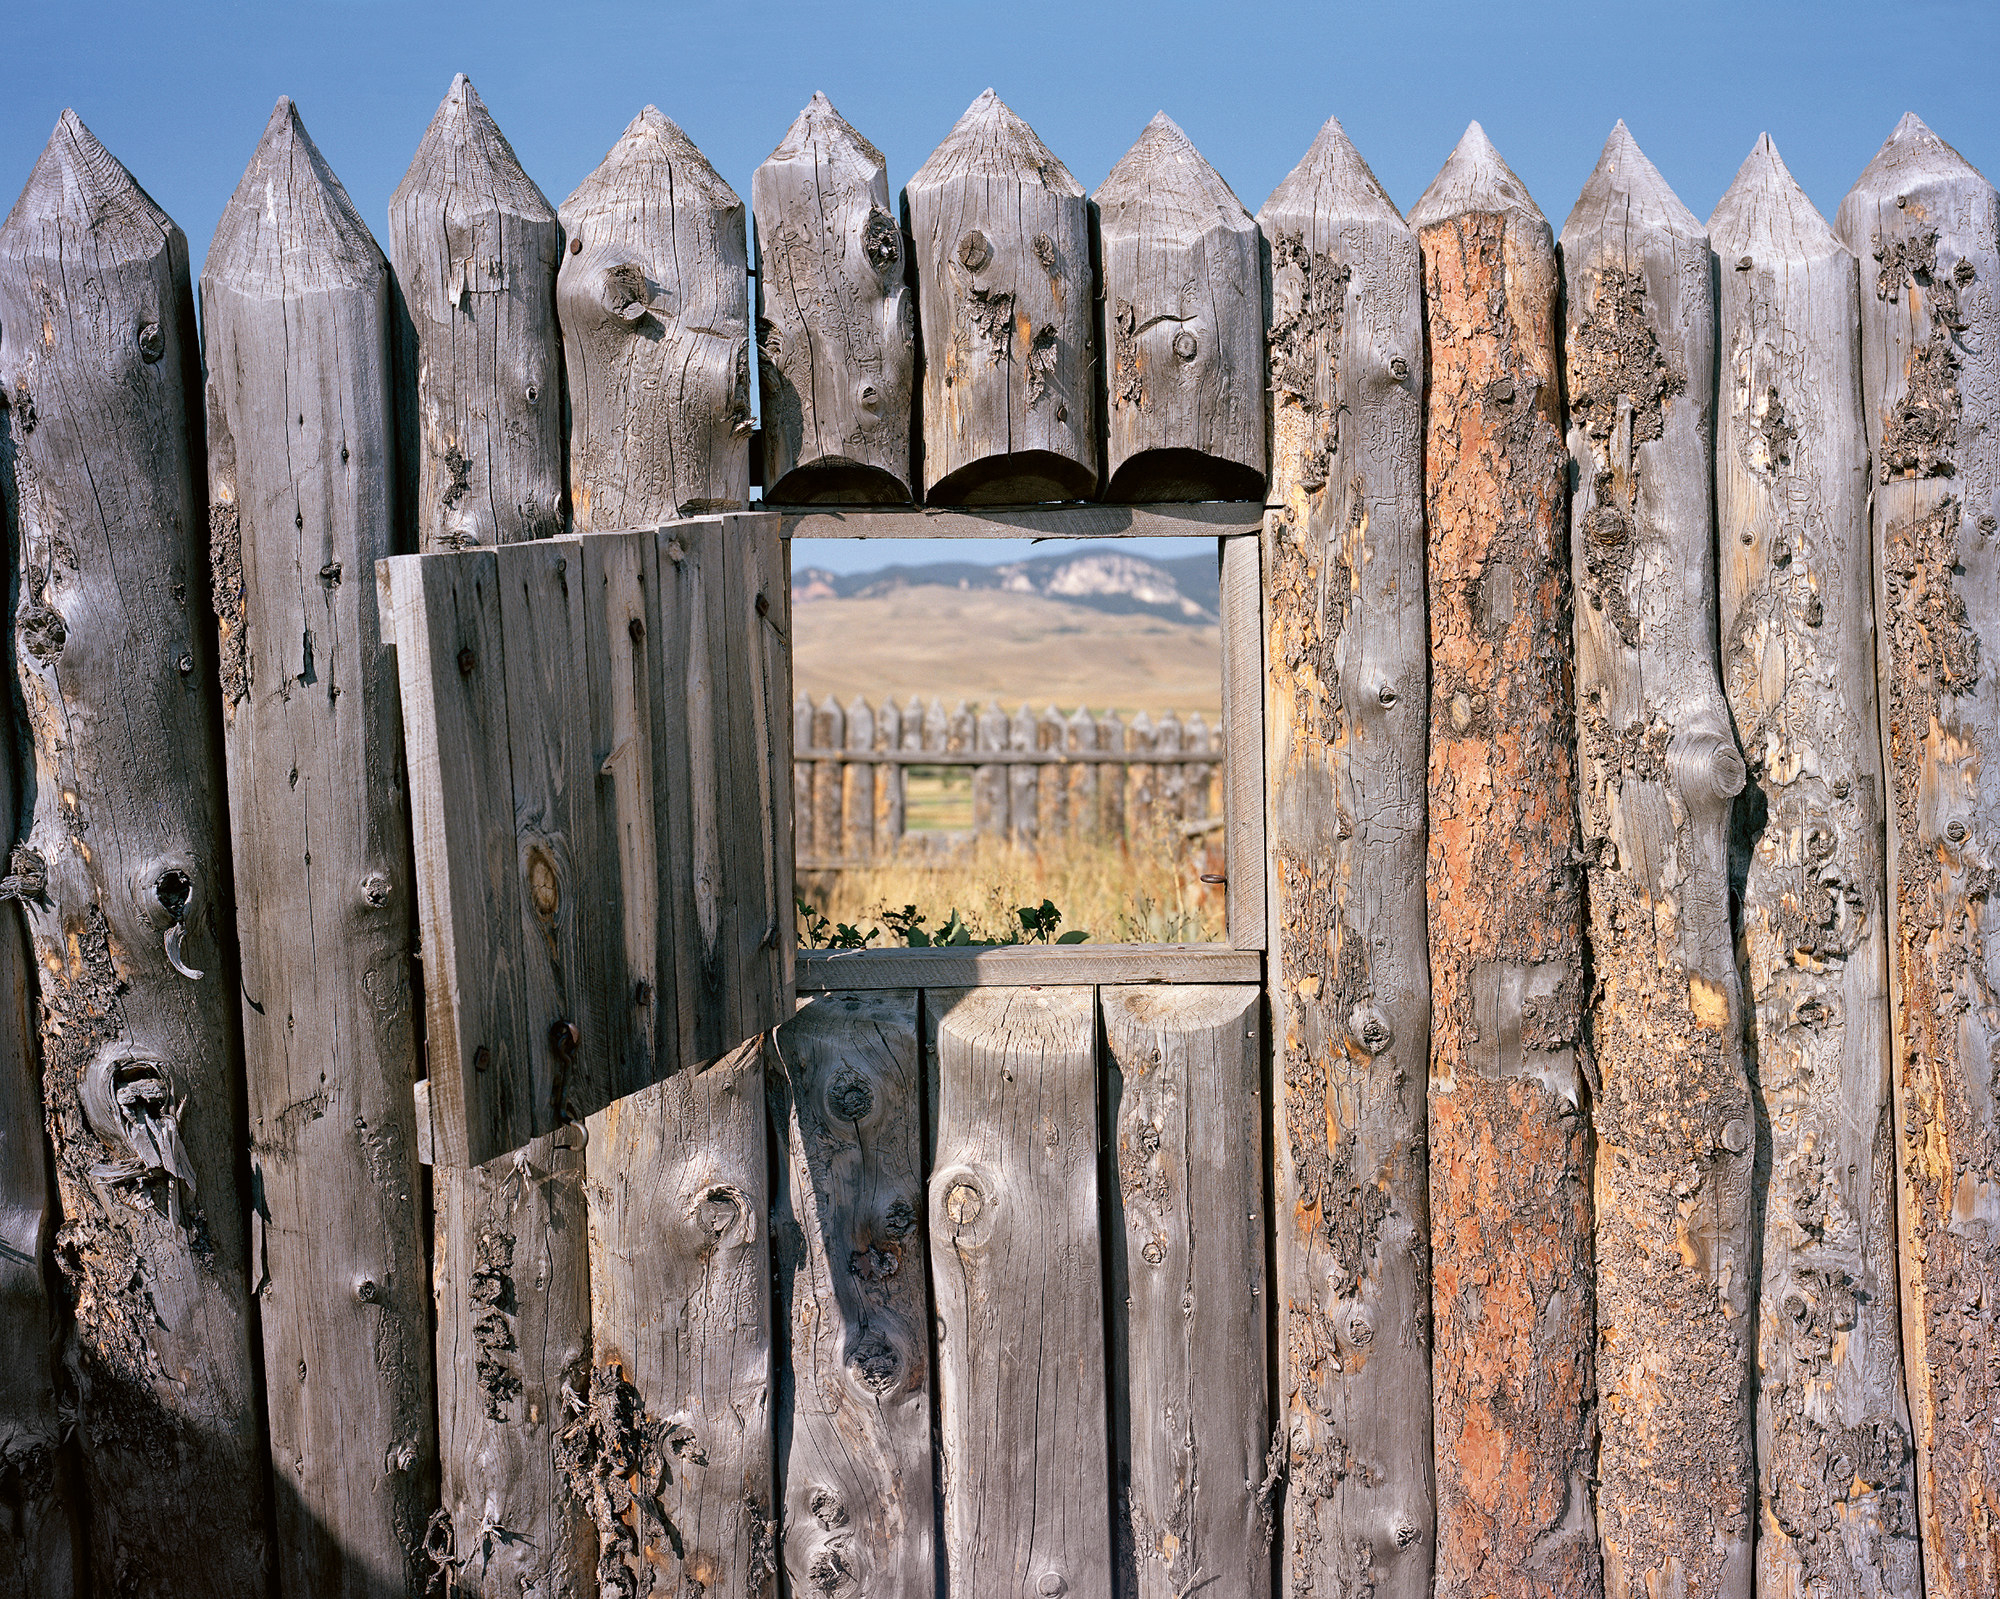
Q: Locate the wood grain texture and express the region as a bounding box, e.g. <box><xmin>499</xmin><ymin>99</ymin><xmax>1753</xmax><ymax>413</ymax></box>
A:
<box><xmin>388</xmin><ymin>74</ymin><xmax>564</xmax><ymax>551</ymax></box>
<box><xmin>772</xmin><ymin>502</ymin><xmax>1264</xmax><ymax>539</ymax></box>
<box><xmin>753</xmin><ymin>94</ymin><xmax>915</xmax><ymax>504</ymax></box>
<box><xmin>769</xmin><ymin>991</ymin><xmax>934</xmax><ymax>1598</ymax></box>
<box><xmin>926</xmin><ymin>985</ymin><xmax>1110</xmax><ymax>1599</ymax></box>
<box><xmin>1095</xmin><ymin>113</ymin><xmax>1265</xmax><ymax>503</ymax></box>
<box><xmin>1836</xmin><ymin>113</ymin><xmax>2000</xmax><ymax>1599</ymax></box>
<box><xmin>1256</xmin><ymin>114</ymin><xmax>1433</xmax><ymax>1599</ymax></box>
<box><xmin>0</xmin><ymin>109</ymin><xmax>267</xmax><ymax>1598</ymax></box>
<box><xmin>1713</xmin><ymin>135</ymin><xmax>1920</xmax><ymax>1599</ymax></box>
<box><xmin>202</xmin><ymin>97</ymin><xmax>436</xmax><ymax>1595</ymax></box>
<box><xmin>797</xmin><ymin>943</ymin><xmax>1261</xmax><ymax>989</ymax></box>
<box><xmin>581</xmin><ymin>1040</ymin><xmax>775</xmax><ymax>1599</ymax></box>
<box><xmin>904</xmin><ymin>91</ymin><xmax>1098</xmax><ymax>504</ymax></box>
<box><xmin>1561</xmin><ymin>123</ymin><xmax>1752</xmax><ymax>1599</ymax></box>
<box><xmin>1219</xmin><ymin>434</ymin><xmax>1268</xmax><ymax>952</ymax></box>
<box><xmin>1101</xmin><ymin>985</ymin><xmax>1268</xmax><ymax>1599</ymax></box>
<box><xmin>558</xmin><ymin>109</ymin><xmax>751</xmax><ymax>529</ymax></box>
<box><xmin>1412</xmin><ymin>123</ymin><xmax>1598</xmax><ymax>1599</ymax></box>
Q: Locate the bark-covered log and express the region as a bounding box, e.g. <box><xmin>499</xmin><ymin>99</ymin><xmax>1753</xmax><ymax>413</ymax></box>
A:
<box><xmin>1411</xmin><ymin>123</ymin><xmax>1598</xmax><ymax>1599</ymax></box>
<box><xmin>904</xmin><ymin>91</ymin><xmax>1097</xmax><ymax>504</ymax></box>
<box><xmin>752</xmin><ymin>94</ymin><xmax>914</xmax><ymax>504</ymax></box>
<box><xmin>1094</xmin><ymin>113</ymin><xmax>1265</xmax><ymax>503</ymax></box>
<box><xmin>1561</xmin><ymin>123</ymin><xmax>1752</xmax><ymax>1599</ymax></box>
<box><xmin>388</xmin><ymin>74</ymin><xmax>564</xmax><ymax>551</ymax></box>
<box><xmin>1713</xmin><ymin>134</ymin><xmax>1921</xmax><ymax>1599</ymax></box>
<box><xmin>558</xmin><ymin>108</ymin><xmax>751</xmax><ymax>528</ymax></box>
<box><xmin>1836</xmin><ymin>113</ymin><xmax>2000</xmax><ymax>1599</ymax></box>
<box><xmin>202</xmin><ymin>98</ymin><xmax>436</xmax><ymax>1595</ymax></box>
<box><xmin>0</xmin><ymin>110</ymin><xmax>268</xmax><ymax>1599</ymax></box>
<box><xmin>1257</xmin><ymin>115</ymin><xmax>1432</xmax><ymax>1599</ymax></box>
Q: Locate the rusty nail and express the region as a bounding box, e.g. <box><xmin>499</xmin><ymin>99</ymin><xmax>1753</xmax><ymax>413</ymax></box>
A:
<box><xmin>628</xmin><ymin>616</ymin><xmax>644</xmax><ymax>643</ymax></box>
<box><xmin>551</xmin><ymin>1020</ymin><xmax>580</xmax><ymax>1059</ymax></box>
<box><xmin>1736</xmin><ymin>255</ymin><xmax>1753</xmax><ymax>271</ymax></box>
<box><xmin>457</xmin><ymin>646</ymin><xmax>477</xmax><ymax>676</ymax></box>
<box><xmin>1200</xmin><ymin>873</ymin><xmax>1227</xmax><ymax>885</ymax></box>
<box><xmin>755</xmin><ymin>592</ymin><xmax>770</xmax><ymax>617</ymax></box>
<box><xmin>634</xmin><ymin>979</ymin><xmax>652</xmax><ymax>1007</ymax></box>
<box><xmin>569</xmin><ymin>237</ymin><xmax>582</xmax><ymax>254</ymax></box>
<box><xmin>473</xmin><ymin>1045</ymin><xmax>491</xmax><ymax>1073</ymax></box>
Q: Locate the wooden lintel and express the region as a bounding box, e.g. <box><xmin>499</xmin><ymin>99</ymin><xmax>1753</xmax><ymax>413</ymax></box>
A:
<box><xmin>769</xmin><ymin>501</ymin><xmax>1265</xmax><ymax>540</ymax></box>
<box><xmin>797</xmin><ymin>943</ymin><xmax>1259</xmax><ymax>989</ymax></box>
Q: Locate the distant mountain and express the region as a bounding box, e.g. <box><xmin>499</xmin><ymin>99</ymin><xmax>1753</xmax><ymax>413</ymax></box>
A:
<box><xmin>792</xmin><ymin>543</ymin><xmax>1220</xmax><ymax>623</ymax></box>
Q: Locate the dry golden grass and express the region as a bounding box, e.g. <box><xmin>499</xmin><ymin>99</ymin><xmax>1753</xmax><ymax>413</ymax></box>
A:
<box><xmin>796</xmin><ymin>825</ymin><xmax>1227</xmax><ymax>947</ymax></box>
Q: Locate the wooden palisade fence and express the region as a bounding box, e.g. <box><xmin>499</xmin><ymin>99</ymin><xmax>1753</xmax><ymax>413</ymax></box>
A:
<box><xmin>0</xmin><ymin>75</ymin><xmax>1994</xmax><ymax>1599</ymax></box>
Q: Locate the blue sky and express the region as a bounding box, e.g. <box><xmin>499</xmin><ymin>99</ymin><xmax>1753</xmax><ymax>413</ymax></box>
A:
<box><xmin>5</xmin><ymin>0</ymin><xmax>1992</xmax><ymax>573</ymax></box>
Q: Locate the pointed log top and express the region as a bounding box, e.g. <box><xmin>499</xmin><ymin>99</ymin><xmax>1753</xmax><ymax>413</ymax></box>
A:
<box><xmin>562</xmin><ymin>106</ymin><xmax>740</xmax><ymax>217</ymax></box>
<box><xmin>1</xmin><ymin>108</ymin><xmax>179</xmax><ymax>258</ymax></box>
<box><xmin>1841</xmin><ymin>110</ymin><xmax>1992</xmax><ymax>205</ymax></box>
<box><xmin>765</xmin><ymin>92</ymin><xmax>884</xmax><ymax>170</ymax></box>
<box><xmin>1093</xmin><ymin>112</ymin><xmax>1249</xmax><ymax>221</ymax></box>
<box><xmin>1257</xmin><ymin>115</ymin><xmax>1403</xmax><ymax>230</ymax></box>
<box><xmin>205</xmin><ymin>98</ymin><xmax>383</xmax><ymax>290</ymax></box>
<box><xmin>393</xmin><ymin>73</ymin><xmax>553</xmax><ymax>223</ymax></box>
<box><xmin>1407</xmin><ymin>120</ymin><xmax>1545</xmax><ymax>230</ymax></box>
<box><xmin>1562</xmin><ymin>120</ymin><xmax>1701</xmax><ymax>243</ymax></box>
<box><xmin>907</xmin><ymin>89</ymin><xmax>1082</xmax><ymax>198</ymax></box>
<box><xmin>1709</xmin><ymin>134</ymin><xmax>1840</xmax><ymax>258</ymax></box>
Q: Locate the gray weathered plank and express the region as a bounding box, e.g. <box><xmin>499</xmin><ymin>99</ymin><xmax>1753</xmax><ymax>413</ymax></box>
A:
<box><xmin>1561</xmin><ymin>123</ymin><xmax>1753</xmax><ymax>1599</ymax></box>
<box><xmin>558</xmin><ymin>110</ymin><xmax>750</xmax><ymax>528</ymax></box>
<box><xmin>904</xmin><ymin>91</ymin><xmax>1098</xmax><ymax>504</ymax></box>
<box><xmin>771</xmin><ymin>503</ymin><xmax>1264</xmax><ymax>538</ymax></box>
<box><xmin>581</xmin><ymin>1040</ymin><xmax>775</xmax><ymax>1598</ymax></box>
<box><xmin>926</xmin><ymin>986</ymin><xmax>1110</xmax><ymax>1598</ymax></box>
<box><xmin>1095</xmin><ymin>114</ymin><xmax>1265</xmax><ymax>502</ymax></box>
<box><xmin>770</xmin><ymin>991</ymin><xmax>934</xmax><ymax>1598</ymax></box>
<box><xmin>1257</xmin><ymin>114</ymin><xmax>1433</xmax><ymax>1599</ymax></box>
<box><xmin>1836</xmin><ymin>113</ymin><xmax>2000</xmax><ymax>1599</ymax></box>
<box><xmin>388</xmin><ymin>74</ymin><xmax>564</xmax><ymax>550</ymax></box>
<box><xmin>1219</xmin><ymin>535</ymin><xmax>1267</xmax><ymax>949</ymax></box>
<box><xmin>0</xmin><ymin>109</ymin><xmax>267</xmax><ymax>1597</ymax></box>
<box><xmin>203</xmin><ymin>97</ymin><xmax>437</xmax><ymax>1594</ymax></box>
<box><xmin>1101</xmin><ymin>985</ymin><xmax>1268</xmax><ymax>1599</ymax></box>
<box><xmin>753</xmin><ymin>94</ymin><xmax>915</xmax><ymax>504</ymax></box>
<box><xmin>1412</xmin><ymin>123</ymin><xmax>1598</xmax><ymax>1599</ymax></box>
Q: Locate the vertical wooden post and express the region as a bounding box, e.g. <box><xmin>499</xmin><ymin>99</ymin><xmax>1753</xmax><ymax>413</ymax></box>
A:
<box><xmin>1412</xmin><ymin>124</ymin><xmax>1598</xmax><ymax>1599</ymax></box>
<box><xmin>202</xmin><ymin>98</ymin><xmax>437</xmax><ymax>1594</ymax></box>
<box><xmin>813</xmin><ymin>696</ymin><xmax>844</xmax><ymax>863</ymax></box>
<box><xmin>875</xmin><ymin>697</ymin><xmax>905</xmax><ymax>849</ymax></box>
<box><xmin>1220</xmin><ymin>532</ymin><xmax>1267</xmax><ymax>950</ymax></box>
<box><xmin>1127</xmin><ymin>711</ymin><xmax>1157</xmax><ymax>834</ymax></box>
<box><xmin>558</xmin><ymin>108</ymin><xmax>750</xmax><ymax>529</ymax></box>
<box><xmin>1094</xmin><ymin>113</ymin><xmax>1266</xmax><ymax>502</ymax></box>
<box><xmin>1258</xmin><ymin>115</ymin><xmax>1432</xmax><ymax>1599</ymax></box>
<box><xmin>1837</xmin><ymin>114</ymin><xmax>2000</xmax><ymax>1599</ymax></box>
<box><xmin>1009</xmin><ymin>703</ymin><xmax>1038</xmax><ymax>843</ymax></box>
<box><xmin>1067</xmin><ymin>706</ymin><xmax>1098</xmax><ymax>836</ymax></box>
<box><xmin>770</xmin><ymin>991</ymin><xmax>934</xmax><ymax>1598</ymax></box>
<box><xmin>1102</xmin><ymin>985</ymin><xmax>1269</xmax><ymax>1599</ymax></box>
<box><xmin>0</xmin><ymin>110</ymin><xmax>267</xmax><ymax>1598</ymax></box>
<box><xmin>795</xmin><ymin>693</ymin><xmax>815</xmax><ymax>863</ymax></box>
<box><xmin>1155</xmin><ymin>709</ymin><xmax>1184</xmax><ymax>824</ymax></box>
<box><xmin>904</xmin><ymin>91</ymin><xmax>1098</xmax><ymax>504</ymax></box>
<box><xmin>388</xmin><ymin>74</ymin><xmax>564</xmax><ymax>551</ymax></box>
<box><xmin>1098</xmin><ymin>708</ymin><xmax>1127</xmax><ymax>839</ymax></box>
<box><xmin>1038</xmin><ymin>704</ymin><xmax>1068</xmax><ymax>841</ymax></box>
<box><xmin>927</xmin><ymin>986</ymin><xmax>1109</xmax><ymax>1598</ymax></box>
<box><xmin>844</xmin><ymin>695</ymin><xmax>875</xmax><ymax>860</ymax></box>
<box><xmin>975</xmin><ymin>702</ymin><xmax>1008</xmax><ymax>837</ymax></box>
<box><xmin>753</xmin><ymin>94</ymin><xmax>916</xmax><ymax>504</ymax></box>
<box><xmin>1560</xmin><ymin>123</ymin><xmax>1752</xmax><ymax>1599</ymax></box>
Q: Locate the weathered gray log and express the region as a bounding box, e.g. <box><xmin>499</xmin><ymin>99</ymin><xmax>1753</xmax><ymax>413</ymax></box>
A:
<box><xmin>926</xmin><ymin>986</ymin><xmax>1110</xmax><ymax>1598</ymax></box>
<box><xmin>1412</xmin><ymin>123</ymin><xmax>1599</xmax><ymax>1599</ymax></box>
<box><xmin>202</xmin><ymin>98</ymin><xmax>436</xmax><ymax>1593</ymax></box>
<box><xmin>388</xmin><ymin>74</ymin><xmax>564</xmax><ymax>551</ymax></box>
<box><xmin>1257</xmin><ymin>114</ymin><xmax>1433</xmax><ymax>1599</ymax></box>
<box><xmin>1094</xmin><ymin>113</ymin><xmax>1265</xmax><ymax>502</ymax></box>
<box><xmin>1837</xmin><ymin>113</ymin><xmax>2000</xmax><ymax>1599</ymax></box>
<box><xmin>769</xmin><ymin>991</ymin><xmax>933</xmax><ymax>1598</ymax></box>
<box><xmin>1713</xmin><ymin>134</ymin><xmax>1920</xmax><ymax>1599</ymax></box>
<box><xmin>558</xmin><ymin>108</ymin><xmax>751</xmax><ymax>527</ymax></box>
<box><xmin>904</xmin><ymin>91</ymin><xmax>1097</xmax><ymax>504</ymax></box>
<box><xmin>0</xmin><ymin>109</ymin><xmax>267</xmax><ymax>1598</ymax></box>
<box><xmin>753</xmin><ymin>94</ymin><xmax>915</xmax><ymax>504</ymax></box>
<box><xmin>1101</xmin><ymin>985</ymin><xmax>1268</xmax><ymax>1599</ymax></box>
<box><xmin>1561</xmin><ymin>123</ymin><xmax>1752</xmax><ymax>1599</ymax></box>
<box><xmin>580</xmin><ymin>1039</ymin><xmax>775</xmax><ymax>1598</ymax></box>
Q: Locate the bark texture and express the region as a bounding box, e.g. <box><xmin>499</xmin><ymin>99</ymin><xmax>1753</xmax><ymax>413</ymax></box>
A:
<box><xmin>1561</xmin><ymin>124</ymin><xmax>1753</xmax><ymax>1599</ymax></box>
<box><xmin>1837</xmin><ymin>113</ymin><xmax>2000</xmax><ymax>1599</ymax></box>
<box><xmin>1412</xmin><ymin>122</ymin><xmax>1599</xmax><ymax>1599</ymax></box>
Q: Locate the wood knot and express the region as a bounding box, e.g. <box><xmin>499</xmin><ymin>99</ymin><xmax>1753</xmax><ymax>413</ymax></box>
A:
<box><xmin>824</xmin><ymin>1068</ymin><xmax>873</xmax><ymax>1122</ymax></box>
<box><xmin>360</xmin><ymin>871</ymin><xmax>393</xmax><ymax>910</ymax></box>
<box><xmin>457</xmin><ymin>646</ymin><xmax>477</xmax><ymax>676</ymax></box>
<box><xmin>528</xmin><ymin>850</ymin><xmax>560</xmax><ymax>918</ymax></box>
<box><xmin>945</xmin><ymin>1180</ymin><xmax>983</xmax><ymax>1225</ymax></box>
<box><xmin>862</xmin><ymin>207</ymin><xmax>900</xmax><ymax>274</ymax></box>
<box><xmin>1348</xmin><ymin>1007</ymin><xmax>1393</xmax><ymax>1057</ymax></box>
<box><xmin>1172</xmin><ymin>329</ymin><xmax>1198</xmax><ymax>362</ymax></box>
<box><xmin>137</xmin><ymin>322</ymin><xmax>164</xmax><ymax>363</ymax></box>
<box><xmin>957</xmin><ymin>230</ymin><xmax>991</xmax><ymax>272</ymax></box>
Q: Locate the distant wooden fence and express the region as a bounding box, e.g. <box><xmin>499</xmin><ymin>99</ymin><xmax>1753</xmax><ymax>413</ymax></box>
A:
<box><xmin>792</xmin><ymin>694</ymin><xmax>1219</xmax><ymax>864</ymax></box>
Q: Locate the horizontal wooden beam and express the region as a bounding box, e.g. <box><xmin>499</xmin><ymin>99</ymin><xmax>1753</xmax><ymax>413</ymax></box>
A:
<box><xmin>797</xmin><ymin>747</ymin><xmax>1219</xmax><ymax>767</ymax></box>
<box><xmin>769</xmin><ymin>502</ymin><xmax>1265</xmax><ymax>540</ymax></box>
<box><xmin>797</xmin><ymin>942</ymin><xmax>1260</xmax><ymax>989</ymax></box>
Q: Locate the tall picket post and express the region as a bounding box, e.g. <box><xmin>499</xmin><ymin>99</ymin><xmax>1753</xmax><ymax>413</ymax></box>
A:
<box><xmin>1258</xmin><ymin>115</ymin><xmax>1433</xmax><ymax>1599</ymax></box>
<box><xmin>1561</xmin><ymin>124</ymin><xmax>1753</xmax><ymax>1599</ymax></box>
<box><xmin>202</xmin><ymin>98</ymin><xmax>437</xmax><ymax>1594</ymax></box>
<box><xmin>0</xmin><ymin>110</ymin><xmax>268</xmax><ymax>1599</ymax></box>
<box><xmin>1838</xmin><ymin>114</ymin><xmax>2000</xmax><ymax>1599</ymax></box>
<box><xmin>1412</xmin><ymin>123</ymin><xmax>1599</xmax><ymax>1599</ymax></box>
